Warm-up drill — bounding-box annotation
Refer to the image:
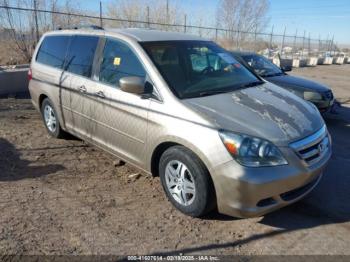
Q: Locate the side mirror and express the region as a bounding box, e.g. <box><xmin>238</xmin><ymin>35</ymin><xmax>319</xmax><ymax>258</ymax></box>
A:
<box><xmin>281</xmin><ymin>65</ymin><xmax>292</xmax><ymax>72</ymax></box>
<box><xmin>119</xmin><ymin>76</ymin><xmax>145</xmax><ymax>95</ymax></box>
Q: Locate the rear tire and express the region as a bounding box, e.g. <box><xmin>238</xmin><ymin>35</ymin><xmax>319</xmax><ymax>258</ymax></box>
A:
<box><xmin>159</xmin><ymin>146</ymin><xmax>216</xmax><ymax>217</ymax></box>
<box><xmin>40</xmin><ymin>98</ymin><xmax>65</xmax><ymax>138</ymax></box>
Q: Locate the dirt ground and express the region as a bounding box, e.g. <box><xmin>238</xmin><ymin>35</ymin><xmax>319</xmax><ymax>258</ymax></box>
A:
<box><xmin>0</xmin><ymin>64</ymin><xmax>350</xmax><ymax>256</ymax></box>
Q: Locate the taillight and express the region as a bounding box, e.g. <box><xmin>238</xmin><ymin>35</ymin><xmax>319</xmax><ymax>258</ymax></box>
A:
<box><xmin>28</xmin><ymin>68</ymin><xmax>32</xmax><ymax>81</ymax></box>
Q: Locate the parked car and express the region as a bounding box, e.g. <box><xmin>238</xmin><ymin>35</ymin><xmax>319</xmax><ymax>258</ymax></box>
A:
<box><xmin>28</xmin><ymin>28</ymin><xmax>331</xmax><ymax>218</ymax></box>
<box><xmin>231</xmin><ymin>51</ymin><xmax>335</xmax><ymax>113</ymax></box>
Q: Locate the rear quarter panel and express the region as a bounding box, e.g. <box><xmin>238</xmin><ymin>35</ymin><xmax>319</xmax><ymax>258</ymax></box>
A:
<box><xmin>29</xmin><ymin>61</ymin><xmax>70</xmax><ymax>130</ymax></box>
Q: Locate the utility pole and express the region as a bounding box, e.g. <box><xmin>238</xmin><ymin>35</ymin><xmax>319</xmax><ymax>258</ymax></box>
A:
<box><xmin>184</xmin><ymin>14</ymin><xmax>187</xmax><ymax>33</ymax></box>
<box><xmin>166</xmin><ymin>0</ymin><xmax>169</xmax><ymax>22</ymax></box>
<box><xmin>254</xmin><ymin>24</ymin><xmax>257</xmax><ymax>51</ymax></box>
<box><xmin>281</xmin><ymin>26</ymin><xmax>286</xmax><ymax>55</ymax></box>
<box><xmin>33</xmin><ymin>0</ymin><xmax>40</xmax><ymax>43</ymax></box>
<box><xmin>308</xmin><ymin>32</ymin><xmax>311</xmax><ymax>57</ymax></box>
<box><xmin>269</xmin><ymin>25</ymin><xmax>274</xmax><ymax>51</ymax></box>
<box><xmin>318</xmin><ymin>34</ymin><xmax>321</xmax><ymax>57</ymax></box>
<box><xmin>326</xmin><ymin>34</ymin><xmax>330</xmax><ymax>53</ymax></box>
<box><xmin>147</xmin><ymin>6</ymin><xmax>150</xmax><ymax>28</ymax></box>
<box><xmin>292</xmin><ymin>29</ymin><xmax>298</xmax><ymax>60</ymax></box>
<box><xmin>99</xmin><ymin>1</ymin><xmax>103</xmax><ymax>28</ymax></box>
<box><xmin>301</xmin><ymin>30</ymin><xmax>306</xmax><ymax>58</ymax></box>
<box><xmin>330</xmin><ymin>35</ymin><xmax>334</xmax><ymax>56</ymax></box>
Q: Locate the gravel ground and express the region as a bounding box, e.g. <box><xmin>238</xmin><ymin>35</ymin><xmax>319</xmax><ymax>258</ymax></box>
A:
<box><xmin>0</xmin><ymin>64</ymin><xmax>350</xmax><ymax>256</ymax></box>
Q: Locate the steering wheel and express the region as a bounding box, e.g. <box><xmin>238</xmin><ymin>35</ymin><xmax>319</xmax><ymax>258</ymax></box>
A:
<box><xmin>200</xmin><ymin>66</ymin><xmax>215</xmax><ymax>75</ymax></box>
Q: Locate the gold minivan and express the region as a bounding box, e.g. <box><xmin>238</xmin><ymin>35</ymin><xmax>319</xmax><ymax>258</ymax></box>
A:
<box><xmin>29</xmin><ymin>28</ymin><xmax>331</xmax><ymax>218</ymax></box>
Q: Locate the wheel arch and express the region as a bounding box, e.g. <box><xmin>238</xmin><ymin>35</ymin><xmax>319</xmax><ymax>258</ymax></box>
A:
<box><xmin>38</xmin><ymin>93</ymin><xmax>48</xmax><ymax>109</ymax></box>
<box><xmin>150</xmin><ymin>138</ymin><xmax>212</xmax><ymax>178</ymax></box>
<box><xmin>37</xmin><ymin>93</ymin><xmax>68</xmax><ymax>135</ymax></box>
<box><xmin>151</xmin><ymin>142</ymin><xmax>179</xmax><ymax>177</ymax></box>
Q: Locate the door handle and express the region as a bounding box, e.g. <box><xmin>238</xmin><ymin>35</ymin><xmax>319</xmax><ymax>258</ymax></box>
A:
<box><xmin>95</xmin><ymin>90</ymin><xmax>105</xmax><ymax>98</ymax></box>
<box><xmin>78</xmin><ymin>85</ymin><xmax>87</xmax><ymax>93</ymax></box>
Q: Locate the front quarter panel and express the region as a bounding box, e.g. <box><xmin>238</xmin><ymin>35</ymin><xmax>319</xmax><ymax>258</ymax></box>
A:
<box><xmin>146</xmin><ymin>99</ymin><xmax>232</xmax><ymax>174</ymax></box>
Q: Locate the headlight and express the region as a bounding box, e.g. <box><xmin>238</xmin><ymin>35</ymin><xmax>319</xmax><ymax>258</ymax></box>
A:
<box><xmin>219</xmin><ymin>131</ymin><xmax>288</xmax><ymax>167</ymax></box>
<box><xmin>304</xmin><ymin>91</ymin><xmax>323</xmax><ymax>101</ymax></box>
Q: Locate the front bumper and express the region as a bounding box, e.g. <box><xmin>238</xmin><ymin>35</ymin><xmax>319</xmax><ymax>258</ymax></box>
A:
<box><xmin>211</xmin><ymin>132</ymin><xmax>332</xmax><ymax>218</ymax></box>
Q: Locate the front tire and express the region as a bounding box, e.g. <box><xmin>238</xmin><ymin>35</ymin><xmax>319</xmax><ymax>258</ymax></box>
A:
<box><xmin>41</xmin><ymin>98</ymin><xmax>65</xmax><ymax>138</ymax></box>
<box><xmin>159</xmin><ymin>146</ymin><xmax>216</xmax><ymax>217</ymax></box>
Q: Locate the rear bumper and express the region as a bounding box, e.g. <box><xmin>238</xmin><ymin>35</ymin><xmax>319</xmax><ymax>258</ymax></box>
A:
<box><xmin>28</xmin><ymin>80</ymin><xmax>40</xmax><ymax>111</ymax></box>
<box><xmin>211</xmin><ymin>140</ymin><xmax>331</xmax><ymax>218</ymax></box>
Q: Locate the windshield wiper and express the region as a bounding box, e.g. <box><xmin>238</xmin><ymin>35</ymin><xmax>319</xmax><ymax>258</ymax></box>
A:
<box><xmin>241</xmin><ymin>81</ymin><xmax>265</xmax><ymax>88</ymax></box>
<box><xmin>198</xmin><ymin>90</ymin><xmax>229</xmax><ymax>97</ymax></box>
<box><xmin>261</xmin><ymin>72</ymin><xmax>284</xmax><ymax>77</ymax></box>
<box><xmin>196</xmin><ymin>81</ymin><xmax>264</xmax><ymax>97</ymax></box>
<box><xmin>185</xmin><ymin>81</ymin><xmax>265</xmax><ymax>98</ymax></box>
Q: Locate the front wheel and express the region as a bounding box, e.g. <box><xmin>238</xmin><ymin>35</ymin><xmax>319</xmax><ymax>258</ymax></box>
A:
<box><xmin>159</xmin><ymin>146</ymin><xmax>216</xmax><ymax>217</ymax></box>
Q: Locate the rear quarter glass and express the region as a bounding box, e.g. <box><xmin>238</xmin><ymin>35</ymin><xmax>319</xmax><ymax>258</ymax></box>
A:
<box><xmin>36</xmin><ymin>35</ymin><xmax>70</xmax><ymax>69</ymax></box>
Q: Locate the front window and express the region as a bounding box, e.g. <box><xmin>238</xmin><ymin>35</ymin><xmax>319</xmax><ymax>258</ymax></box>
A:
<box><xmin>99</xmin><ymin>38</ymin><xmax>146</xmax><ymax>87</ymax></box>
<box><xmin>242</xmin><ymin>54</ymin><xmax>284</xmax><ymax>77</ymax></box>
<box><xmin>141</xmin><ymin>41</ymin><xmax>262</xmax><ymax>99</ymax></box>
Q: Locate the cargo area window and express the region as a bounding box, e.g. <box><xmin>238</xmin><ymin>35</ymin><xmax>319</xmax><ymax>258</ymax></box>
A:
<box><xmin>36</xmin><ymin>35</ymin><xmax>70</xmax><ymax>69</ymax></box>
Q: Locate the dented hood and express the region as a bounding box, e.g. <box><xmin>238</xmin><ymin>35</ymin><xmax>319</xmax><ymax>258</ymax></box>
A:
<box><xmin>183</xmin><ymin>82</ymin><xmax>324</xmax><ymax>146</ymax></box>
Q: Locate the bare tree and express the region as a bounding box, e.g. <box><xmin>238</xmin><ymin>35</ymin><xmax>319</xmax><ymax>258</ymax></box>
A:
<box><xmin>0</xmin><ymin>0</ymin><xmax>36</xmax><ymax>62</ymax></box>
<box><xmin>49</xmin><ymin>0</ymin><xmax>85</xmax><ymax>29</ymax></box>
<box><xmin>106</xmin><ymin>0</ymin><xmax>146</xmax><ymax>28</ymax></box>
<box><xmin>150</xmin><ymin>0</ymin><xmax>184</xmax><ymax>31</ymax></box>
<box><xmin>106</xmin><ymin>0</ymin><xmax>185</xmax><ymax>31</ymax></box>
<box><xmin>0</xmin><ymin>0</ymin><xmax>83</xmax><ymax>63</ymax></box>
<box><xmin>216</xmin><ymin>0</ymin><xmax>270</xmax><ymax>50</ymax></box>
<box><xmin>190</xmin><ymin>6</ymin><xmax>211</xmax><ymax>38</ymax></box>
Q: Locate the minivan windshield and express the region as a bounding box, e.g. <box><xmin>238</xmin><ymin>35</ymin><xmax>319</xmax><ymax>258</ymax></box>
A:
<box><xmin>141</xmin><ymin>41</ymin><xmax>262</xmax><ymax>99</ymax></box>
<box><xmin>241</xmin><ymin>54</ymin><xmax>284</xmax><ymax>78</ymax></box>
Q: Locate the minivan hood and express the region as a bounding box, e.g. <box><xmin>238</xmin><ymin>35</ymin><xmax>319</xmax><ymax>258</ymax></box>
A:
<box><xmin>266</xmin><ymin>74</ymin><xmax>330</xmax><ymax>93</ymax></box>
<box><xmin>183</xmin><ymin>83</ymin><xmax>324</xmax><ymax>146</ymax></box>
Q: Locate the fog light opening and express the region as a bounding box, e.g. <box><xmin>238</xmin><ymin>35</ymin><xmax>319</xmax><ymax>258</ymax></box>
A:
<box><xmin>257</xmin><ymin>197</ymin><xmax>277</xmax><ymax>207</ymax></box>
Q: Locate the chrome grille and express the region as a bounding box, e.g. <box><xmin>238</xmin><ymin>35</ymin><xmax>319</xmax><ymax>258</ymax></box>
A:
<box><xmin>290</xmin><ymin>126</ymin><xmax>330</xmax><ymax>166</ymax></box>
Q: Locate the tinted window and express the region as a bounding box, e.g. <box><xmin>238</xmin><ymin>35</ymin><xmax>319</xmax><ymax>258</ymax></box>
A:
<box><xmin>99</xmin><ymin>39</ymin><xmax>146</xmax><ymax>86</ymax></box>
<box><xmin>142</xmin><ymin>41</ymin><xmax>260</xmax><ymax>99</ymax></box>
<box><xmin>242</xmin><ymin>54</ymin><xmax>283</xmax><ymax>77</ymax></box>
<box><xmin>36</xmin><ymin>35</ymin><xmax>70</xmax><ymax>69</ymax></box>
<box><xmin>66</xmin><ymin>35</ymin><xmax>99</xmax><ymax>77</ymax></box>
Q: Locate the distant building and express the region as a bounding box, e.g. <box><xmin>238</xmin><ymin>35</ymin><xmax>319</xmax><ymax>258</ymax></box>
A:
<box><xmin>282</xmin><ymin>46</ymin><xmax>293</xmax><ymax>52</ymax></box>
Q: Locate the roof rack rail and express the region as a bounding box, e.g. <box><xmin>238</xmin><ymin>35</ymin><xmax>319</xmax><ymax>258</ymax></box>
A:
<box><xmin>57</xmin><ymin>25</ymin><xmax>104</xmax><ymax>31</ymax></box>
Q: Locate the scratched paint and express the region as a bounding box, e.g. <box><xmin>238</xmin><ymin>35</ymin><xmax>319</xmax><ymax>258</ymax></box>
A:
<box><xmin>184</xmin><ymin>83</ymin><xmax>324</xmax><ymax>146</ymax></box>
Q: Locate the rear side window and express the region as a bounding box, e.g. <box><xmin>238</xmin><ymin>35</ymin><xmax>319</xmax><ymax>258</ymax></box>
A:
<box><xmin>36</xmin><ymin>35</ymin><xmax>70</xmax><ymax>69</ymax></box>
<box><xmin>99</xmin><ymin>38</ymin><xmax>146</xmax><ymax>86</ymax></box>
<box><xmin>66</xmin><ymin>35</ymin><xmax>99</xmax><ymax>78</ymax></box>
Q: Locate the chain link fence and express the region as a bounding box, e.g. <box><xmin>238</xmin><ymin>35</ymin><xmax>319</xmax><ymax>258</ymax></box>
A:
<box><xmin>0</xmin><ymin>4</ymin><xmax>341</xmax><ymax>65</ymax></box>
